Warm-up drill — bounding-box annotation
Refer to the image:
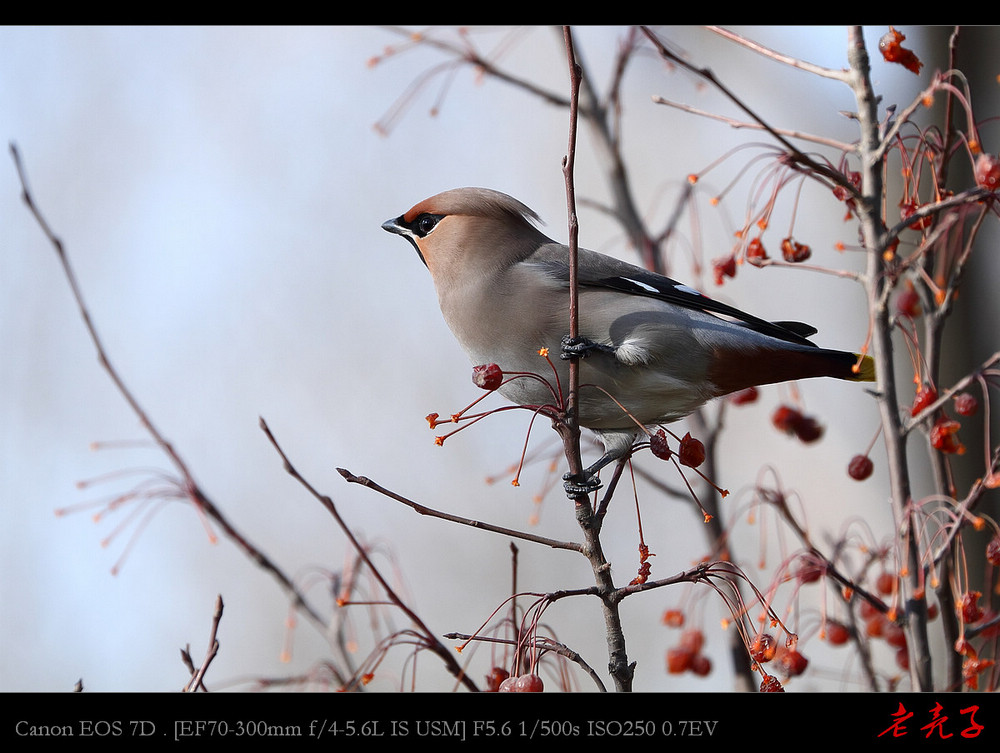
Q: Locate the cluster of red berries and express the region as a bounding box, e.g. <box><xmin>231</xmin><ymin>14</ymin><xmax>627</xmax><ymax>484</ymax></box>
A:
<box><xmin>825</xmin><ymin>572</ymin><xmax>918</xmax><ymax>671</ymax></box>
<box><xmin>851</xmin><ymin>384</ymin><xmax>980</xmax><ymax>479</ymax></box>
<box><xmin>771</xmin><ymin>405</ymin><xmax>823</xmax><ymax>443</ymax></box>
<box><xmin>900</xmin><ymin>200</ymin><xmax>933</xmax><ymax>230</ymax></box>
<box><xmin>665</xmin><ymin>628</ymin><xmax>712</xmax><ymax>678</ymax></box>
<box><xmin>956</xmin><ymin>634</ymin><xmax>995</xmax><ymax>691</ymax></box>
<box><xmin>860</xmin><ymin>601</ymin><xmax>909</xmax><ymax>671</ymax></box>
<box><xmin>910</xmin><ymin>383</ymin><xmax>978</xmax><ymax>455</ymax></box>
<box><xmin>780</xmin><ymin>237</ymin><xmax>811</xmax><ymax>263</ymax></box>
<box><xmin>955</xmin><ymin>564</ymin><xmax>999</xmax><ymax>690</ymax></box>
<box><xmin>711</xmin><ymin>237</ymin><xmax>774</xmax><ymax>286</ymax></box>
<box><xmin>650</xmin><ymin>429</ymin><xmax>706</xmax><ymax>468</ymax></box>
<box><xmin>832</xmin><ymin>170</ymin><xmax>862</xmax><ymax>218</ymax></box>
<box><xmin>750</xmin><ymin>631</ymin><xmax>809</xmax><ymax>680</ymax></box>
<box><xmin>486</xmin><ymin>667</ymin><xmax>544</xmax><ymax>692</ymax></box>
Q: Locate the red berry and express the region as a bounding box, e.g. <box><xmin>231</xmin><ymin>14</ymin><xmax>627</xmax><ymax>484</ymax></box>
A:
<box><xmin>858</xmin><ymin>599</ymin><xmax>879</xmax><ymax>620</ymax></box>
<box><xmin>729</xmin><ymin>386</ymin><xmax>759</xmax><ymax>405</ymax></box>
<box><xmin>955</xmin><ymin>637</ymin><xmax>975</xmax><ymax>656</ymax></box>
<box><xmin>771</xmin><ymin>405</ymin><xmax>823</xmax><ymax>442</ymax></box>
<box><xmin>953</xmin><ymin>392</ymin><xmax>978</xmax><ymax>416</ymax></box>
<box><xmin>485</xmin><ymin>667</ymin><xmax>509</xmax><ymax>692</ymax></box>
<box><xmin>974</xmin><ymin>152</ymin><xmax>1000</xmax><ymax>191</ymax></box>
<box><xmin>796</xmin><ymin>556</ymin><xmax>825</xmax><ymax>584</ymax></box>
<box><xmin>746</xmin><ymin>238</ymin><xmax>768</xmax><ymax>266</ymax></box>
<box><xmin>650</xmin><ymin>429</ymin><xmax>672</xmax><ymax>461</ymax></box>
<box><xmin>825</xmin><ymin>621</ymin><xmax>850</xmax><ymax>645</ymax></box>
<box><xmin>885</xmin><ymin>623</ymin><xmax>907</xmax><ymax>649</ymax></box>
<box><xmin>911</xmin><ymin>383</ymin><xmax>937</xmax><ymax>416</ymax></box>
<box><xmin>678</xmin><ymin>432</ymin><xmax>706</xmax><ymax>468</ymax></box>
<box><xmin>986</xmin><ymin>536</ymin><xmax>1000</xmax><ymax>567</ymax></box>
<box><xmin>772</xmin><ymin>405</ymin><xmax>803</xmax><ymax>434</ymax></box>
<box><xmin>833</xmin><ymin>171</ymin><xmax>861</xmax><ymax>203</ymax></box>
<box><xmin>930</xmin><ymin>415</ymin><xmax>965</xmax><ymax>455</ymax></box>
<box><xmin>896</xmin><ymin>286</ymin><xmax>922</xmax><ymax>318</ymax></box>
<box><xmin>865</xmin><ymin>614</ymin><xmax>887</xmax><ymax>638</ymax></box>
<box><xmin>690</xmin><ymin>654</ymin><xmax>712</xmax><ymax>677</ymax></box>
<box><xmin>876</xmin><ymin>571</ymin><xmax>897</xmax><ymax>596</ymax></box>
<box><xmin>900</xmin><ymin>200</ymin><xmax>932</xmax><ymax>230</ymax></box>
<box><xmin>472</xmin><ymin>363</ymin><xmax>503</xmax><ymax>391</ymax></box>
<box><xmin>751</xmin><ymin>633</ymin><xmax>777</xmax><ymax>664</ymax></box>
<box><xmin>779</xmin><ymin>649</ymin><xmax>809</xmax><ymax>677</ymax></box>
<box><xmin>712</xmin><ymin>255</ymin><xmax>737</xmax><ymax>285</ymax></box>
<box><xmin>512</xmin><ymin>673</ymin><xmax>544</xmax><ymax>692</ymax></box>
<box><xmin>960</xmin><ymin>591</ymin><xmax>985</xmax><ymax>624</ymax></box>
<box><xmin>848</xmin><ymin>454</ymin><xmax>874</xmax><ymax>480</ymax></box>
<box><xmin>679</xmin><ymin>629</ymin><xmax>705</xmax><ymax>655</ymax></box>
<box><xmin>759</xmin><ymin>674</ymin><xmax>785</xmax><ymax>692</ymax></box>
<box><xmin>793</xmin><ymin>415</ymin><xmax>824</xmax><ymax>443</ymax></box>
<box><xmin>666</xmin><ymin>647</ymin><xmax>692</xmax><ymax>674</ymax></box>
<box><xmin>963</xmin><ymin>656</ymin><xmax>997</xmax><ymax>691</ymax></box>
<box><xmin>662</xmin><ymin>609</ymin><xmax>685</xmax><ymax>627</ymax></box>
<box><xmin>879</xmin><ymin>26</ymin><xmax>923</xmax><ymax>74</ymax></box>
<box><xmin>780</xmin><ymin>237</ymin><xmax>811</xmax><ymax>263</ymax></box>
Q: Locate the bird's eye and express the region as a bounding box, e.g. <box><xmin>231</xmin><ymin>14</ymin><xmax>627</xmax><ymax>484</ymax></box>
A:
<box><xmin>415</xmin><ymin>213</ymin><xmax>442</xmax><ymax>236</ymax></box>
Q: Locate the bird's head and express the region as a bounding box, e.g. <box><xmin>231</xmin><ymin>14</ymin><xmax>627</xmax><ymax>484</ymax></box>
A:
<box><xmin>382</xmin><ymin>187</ymin><xmax>549</xmax><ymax>282</ymax></box>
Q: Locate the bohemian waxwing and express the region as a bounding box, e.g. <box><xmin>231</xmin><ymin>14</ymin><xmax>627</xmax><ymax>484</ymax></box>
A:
<box><xmin>382</xmin><ymin>187</ymin><xmax>875</xmax><ymax>493</ymax></box>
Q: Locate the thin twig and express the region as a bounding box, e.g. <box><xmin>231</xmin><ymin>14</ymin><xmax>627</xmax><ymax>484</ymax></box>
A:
<box><xmin>336</xmin><ymin>468</ymin><xmax>583</xmax><ymax>553</ymax></box>
<box><xmin>182</xmin><ymin>595</ymin><xmax>224</xmax><ymax>692</ymax></box>
<box><xmin>443</xmin><ymin>631</ymin><xmax>608</xmax><ymax>691</ymax></box>
<box><xmin>640</xmin><ymin>27</ymin><xmax>858</xmax><ymax>199</ymax></box>
<box><xmin>258</xmin><ymin>419</ymin><xmax>480</xmax><ymax>692</ymax></box>
<box><xmin>650</xmin><ymin>96</ymin><xmax>855</xmax><ymax>153</ymax></box>
<box><xmin>706</xmin><ymin>25</ymin><xmax>851</xmax><ymax>81</ymax></box>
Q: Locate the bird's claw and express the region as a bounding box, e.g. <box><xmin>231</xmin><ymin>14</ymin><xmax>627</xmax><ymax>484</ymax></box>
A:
<box><xmin>562</xmin><ymin>470</ymin><xmax>602</xmax><ymax>497</ymax></box>
<box><xmin>561</xmin><ymin>335</ymin><xmax>613</xmax><ymax>360</ymax></box>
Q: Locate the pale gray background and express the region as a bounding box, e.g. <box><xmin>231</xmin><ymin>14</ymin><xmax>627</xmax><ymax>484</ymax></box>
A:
<box><xmin>2</xmin><ymin>26</ymin><xmax>993</xmax><ymax>692</ymax></box>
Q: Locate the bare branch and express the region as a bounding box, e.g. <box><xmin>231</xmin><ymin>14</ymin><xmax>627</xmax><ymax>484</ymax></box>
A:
<box><xmin>259</xmin><ymin>419</ymin><xmax>480</xmax><ymax>692</ymax></box>
<box><xmin>707</xmin><ymin>25</ymin><xmax>851</xmax><ymax>81</ymax></box>
<box><xmin>182</xmin><ymin>595</ymin><xmax>224</xmax><ymax>693</ymax></box>
<box><xmin>336</xmin><ymin>468</ymin><xmax>583</xmax><ymax>553</ymax></box>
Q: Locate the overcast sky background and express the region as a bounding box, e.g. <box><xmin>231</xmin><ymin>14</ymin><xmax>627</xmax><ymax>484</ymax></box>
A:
<box><xmin>2</xmin><ymin>26</ymin><xmax>993</xmax><ymax>694</ymax></box>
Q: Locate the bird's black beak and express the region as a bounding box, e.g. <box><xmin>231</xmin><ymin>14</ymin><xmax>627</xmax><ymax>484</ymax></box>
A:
<box><xmin>381</xmin><ymin>216</ymin><xmax>406</xmax><ymax>236</ymax></box>
<box><xmin>382</xmin><ymin>216</ymin><xmax>427</xmax><ymax>267</ymax></box>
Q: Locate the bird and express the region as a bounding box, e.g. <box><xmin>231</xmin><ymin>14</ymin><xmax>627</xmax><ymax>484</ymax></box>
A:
<box><xmin>382</xmin><ymin>187</ymin><xmax>875</xmax><ymax>494</ymax></box>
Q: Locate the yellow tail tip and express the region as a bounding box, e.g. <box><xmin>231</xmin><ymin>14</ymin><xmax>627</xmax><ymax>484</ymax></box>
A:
<box><xmin>852</xmin><ymin>354</ymin><xmax>876</xmax><ymax>382</ymax></box>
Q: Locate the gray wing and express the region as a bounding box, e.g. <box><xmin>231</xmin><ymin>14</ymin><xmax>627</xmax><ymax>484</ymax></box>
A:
<box><xmin>527</xmin><ymin>243</ymin><xmax>820</xmax><ymax>348</ymax></box>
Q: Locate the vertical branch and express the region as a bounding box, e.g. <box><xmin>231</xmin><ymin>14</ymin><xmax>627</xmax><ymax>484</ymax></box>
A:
<box><xmin>561</xmin><ymin>25</ymin><xmax>583</xmax><ymax>475</ymax></box>
<box><xmin>560</xmin><ymin>26</ymin><xmax>633</xmax><ymax>692</ymax></box>
<box><xmin>845</xmin><ymin>27</ymin><xmax>933</xmax><ymax>691</ymax></box>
